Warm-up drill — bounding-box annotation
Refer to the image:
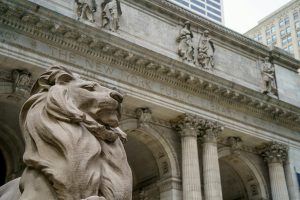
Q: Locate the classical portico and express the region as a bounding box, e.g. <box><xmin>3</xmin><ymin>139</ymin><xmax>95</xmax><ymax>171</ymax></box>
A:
<box><xmin>0</xmin><ymin>0</ymin><xmax>300</xmax><ymax>199</ymax></box>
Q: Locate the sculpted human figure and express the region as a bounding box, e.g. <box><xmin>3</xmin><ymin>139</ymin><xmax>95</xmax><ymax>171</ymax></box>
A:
<box><xmin>197</xmin><ymin>30</ymin><xmax>215</xmax><ymax>69</ymax></box>
<box><xmin>261</xmin><ymin>56</ymin><xmax>277</xmax><ymax>95</ymax></box>
<box><xmin>75</xmin><ymin>0</ymin><xmax>97</xmax><ymax>22</ymax></box>
<box><xmin>176</xmin><ymin>21</ymin><xmax>194</xmax><ymax>62</ymax></box>
<box><xmin>0</xmin><ymin>66</ymin><xmax>132</xmax><ymax>200</ymax></box>
<box><xmin>101</xmin><ymin>0</ymin><xmax>122</xmax><ymax>31</ymax></box>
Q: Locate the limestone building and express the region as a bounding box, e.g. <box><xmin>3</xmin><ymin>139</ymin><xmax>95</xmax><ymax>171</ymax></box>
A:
<box><xmin>0</xmin><ymin>0</ymin><xmax>300</xmax><ymax>200</ymax></box>
<box><xmin>245</xmin><ymin>0</ymin><xmax>300</xmax><ymax>60</ymax></box>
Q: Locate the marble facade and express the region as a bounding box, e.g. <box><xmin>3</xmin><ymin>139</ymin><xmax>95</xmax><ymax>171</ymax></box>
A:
<box><xmin>0</xmin><ymin>0</ymin><xmax>300</xmax><ymax>199</ymax></box>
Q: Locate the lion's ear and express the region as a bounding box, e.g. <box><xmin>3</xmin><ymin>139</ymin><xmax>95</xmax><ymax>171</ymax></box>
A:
<box><xmin>31</xmin><ymin>67</ymin><xmax>74</xmax><ymax>95</ymax></box>
<box><xmin>55</xmin><ymin>73</ymin><xmax>74</xmax><ymax>85</ymax></box>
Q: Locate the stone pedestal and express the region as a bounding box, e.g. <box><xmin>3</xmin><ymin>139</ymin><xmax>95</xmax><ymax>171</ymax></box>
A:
<box><xmin>260</xmin><ymin>142</ymin><xmax>289</xmax><ymax>200</ymax></box>
<box><xmin>199</xmin><ymin>120</ymin><xmax>223</xmax><ymax>200</ymax></box>
<box><xmin>172</xmin><ymin>114</ymin><xmax>202</xmax><ymax>200</ymax></box>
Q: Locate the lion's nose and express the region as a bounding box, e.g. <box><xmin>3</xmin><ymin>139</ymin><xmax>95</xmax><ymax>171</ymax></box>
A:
<box><xmin>110</xmin><ymin>91</ymin><xmax>123</xmax><ymax>103</ymax></box>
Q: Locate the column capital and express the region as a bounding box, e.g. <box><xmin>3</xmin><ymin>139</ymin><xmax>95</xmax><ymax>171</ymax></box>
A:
<box><xmin>171</xmin><ymin>114</ymin><xmax>200</xmax><ymax>137</ymax></box>
<box><xmin>198</xmin><ymin>119</ymin><xmax>224</xmax><ymax>143</ymax></box>
<box><xmin>259</xmin><ymin>141</ymin><xmax>288</xmax><ymax>164</ymax></box>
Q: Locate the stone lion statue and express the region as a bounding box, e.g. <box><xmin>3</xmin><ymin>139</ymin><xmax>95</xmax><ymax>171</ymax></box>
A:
<box><xmin>0</xmin><ymin>66</ymin><xmax>132</xmax><ymax>200</ymax></box>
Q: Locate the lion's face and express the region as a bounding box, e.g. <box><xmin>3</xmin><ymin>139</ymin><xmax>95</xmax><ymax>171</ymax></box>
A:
<box><xmin>66</xmin><ymin>79</ymin><xmax>123</xmax><ymax>128</ymax></box>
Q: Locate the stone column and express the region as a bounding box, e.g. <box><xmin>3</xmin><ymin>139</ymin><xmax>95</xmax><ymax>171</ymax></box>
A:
<box><xmin>198</xmin><ymin>119</ymin><xmax>223</xmax><ymax>200</ymax></box>
<box><xmin>260</xmin><ymin>142</ymin><xmax>289</xmax><ymax>200</ymax></box>
<box><xmin>172</xmin><ymin>114</ymin><xmax>202</xmax><ymax>200</ymax></box>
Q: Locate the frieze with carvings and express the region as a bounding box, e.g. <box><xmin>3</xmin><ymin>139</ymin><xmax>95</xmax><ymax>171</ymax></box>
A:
<box><xmin>74</xmin><ymin>0</ymin><xmax>122</xmax><ymax>31</ymax></box>
<box><xmin>1</xmin><ymin>1</ymin><xmax>300</xmax><ymax>131</ymax></box>
<box><xmin>176</xmin><ymin>21</ymin><xmax>194</xmax><ymax>62</ymax></box>
<box><xmin>176</xmin><ymin>21</ymin><xmax>215</xmax><ymax>70</ymax></box>
<box><xmin>196</xmin><ymin>30</ymin><xmax>215</xmax><ymax>70</ymax></box>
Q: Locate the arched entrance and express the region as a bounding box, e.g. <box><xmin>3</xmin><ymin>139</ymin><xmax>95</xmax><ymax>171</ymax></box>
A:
<box><xmin>219</xmin><ymin>147</ymin><xmax>269</xmax><ymax>200</ymax></box>
<box><xmin>0</xmin><ymin>150</ymin><xmax>6</xmax><ymax>186</ymax></box>
<box><xmin>121</xmin><ymin>118</ymin><xmax>181</xmax><ymax>200</ymax></box>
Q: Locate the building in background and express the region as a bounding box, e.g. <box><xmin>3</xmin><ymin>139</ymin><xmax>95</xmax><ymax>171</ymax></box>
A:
<box><xmin>245</xmin><ymin>0</ymin><xmax>300</xmax><ymax>60</ymax></box>
<box><xmin>168</xmin><ymin>0</ymin><xmax>224</xmax><ymax>24</ymax></box>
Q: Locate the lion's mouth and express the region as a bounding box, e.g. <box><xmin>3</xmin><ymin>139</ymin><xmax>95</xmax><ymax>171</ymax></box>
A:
<box><xmin>96</xmin><ymin>108</ymin><xmax>121</xmax><ymax>128</ymax></box>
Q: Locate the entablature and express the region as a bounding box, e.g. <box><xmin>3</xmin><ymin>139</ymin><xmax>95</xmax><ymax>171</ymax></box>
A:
<box><xmin>0</xmin><ymin>0</ymin><xmax>300</xmax><ymax>133</ymax></box>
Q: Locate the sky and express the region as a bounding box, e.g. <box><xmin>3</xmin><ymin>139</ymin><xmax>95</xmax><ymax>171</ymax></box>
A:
<box><xmin>223</xmin><ymin>0</ymin><xmax>292</xmax><ymax>34</ymax></box>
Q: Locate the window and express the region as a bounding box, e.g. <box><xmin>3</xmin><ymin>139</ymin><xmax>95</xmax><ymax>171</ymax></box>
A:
<box><xmin>280</xmin><ymin>30</ymin><xmax>286</xmax><ymax>36</ymax></box>
<box><xmin>207</xmin><ymin>12</ymin><xmax>222</xmax><ymax>22</ymax></box>
<box><xmin>191</xmin><ymin>0</ymin><xmax>205</xmax><ymax>8</ymax></box>
<box><xmin>258</xmin><ymin>34</ymin><xmax>262</xmax><ymax>41</ymax></box>
<box><xmin>272</xmin><ymin>35</ymin><xmax>276</xmax><ymax>42</ymax></box>
<box><xmin>294</xmin><ymin>11</ymin><xmax>299</xmax><ymax>20</ymax></box>
<box><xmin>286</xmin><ymin>26</ymin><xmax>291</xmax><ymax>34</ymax></box>
<box><xmin>267</xmin><ymin>38</ymin><xmax>272</xmax><ymax>45</ymax></box>
<box><xmin>271</xmin><ymin>25</ymin><xmax>276</xmax><ymax>33</ymax></box>
<box><xmin>279</xmin><ymin>19</ymin><xmax>285</xmax><ymax>27</ymax></box>
<box><xmin>285</xmin><ymin>17</ymin><xmax>290</xmax><ymax>25</ymax></box>
<box><xmin>287</xmin><ymin>35</ymin><xmax>292</xmax><ymax>43</ymax></box>
<box><xmin>288</xmin><ymin>45</ymin><xmax>294</xmax><ymax>54</ymax></box>
<box><xmin>296</xmin><ymin>21</ymin><xmax>300</xmax><ymax>29</ymax></box>
<box><xmin>282</xmin><ymin>37</ymin><xmax>288</xmax><ymax>46</ymax></box>
<box><xmin>266</xmin><ymin>28</ymin><xmax>271</xmax><ymax>36</ymax></box>
<box><xmin>207</xmin><ymin>6</ymin><xmax>221</xmax><ymax>16</ymax></box>
<box><xmin>206</xmin><ymin>0</ymin><xmax>221</xmax><ymax>9</ymax></box>
<box><xmin>297</xmin><ymin>30</ymin><xmax>300</xmax><ymax>38</ymax></box>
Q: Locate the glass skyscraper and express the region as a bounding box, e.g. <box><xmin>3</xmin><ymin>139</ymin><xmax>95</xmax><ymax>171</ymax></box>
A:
<box><xmin>168</xmin><ymin>0</ymin><xmax>224</xmax><ymax>24</ymax></box>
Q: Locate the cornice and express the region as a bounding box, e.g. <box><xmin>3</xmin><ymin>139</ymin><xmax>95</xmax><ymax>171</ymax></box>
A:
<box><xmin>134</xmin><ymin>0</ymin><xmax>300</xmax><ymax>69</ymax></box>
<box><xmin>1</xmin><ymin>0</ymin><xmax>300</xmax><ymax>131</ymax></box>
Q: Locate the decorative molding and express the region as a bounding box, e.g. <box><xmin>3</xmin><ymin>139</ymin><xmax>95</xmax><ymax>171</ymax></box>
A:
<box><xmin>227</xmin><ymin>136</ymin><xmax>243</xmax><ymax>155</ymax></box>
<box><xmin>1</xmin><ymin>0</ymin><xmax>300</xmax><ymax>132</ymax></box>
<box><xmin>157</xmin><ymin>177</ymin><xmax>182</xmax><ymax>192</ymax></box>
<box><xmin>258</xmin><ymin>141</ymin><xmax>288</xmax><ymax>164</ymax></box>
<box><xmin>197</xmin><ymin>117</ymin><xmax>224</xmax><ymax>143</ymax></box>
<box><xmin>135</xmin><ymin>107</ymin><xmax>152</xmax><ymax>128</ymax></box>
<box><xmin>171</xmin><ymin>114</ymin><xmax>200</xmax><ymax>137</ymax></box>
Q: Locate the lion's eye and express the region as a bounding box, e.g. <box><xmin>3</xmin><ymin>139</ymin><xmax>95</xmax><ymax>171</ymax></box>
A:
<box><xmin>82</xmin><ymin>84</ymin><xmax>95</xmax><ymax>91</ymax></box>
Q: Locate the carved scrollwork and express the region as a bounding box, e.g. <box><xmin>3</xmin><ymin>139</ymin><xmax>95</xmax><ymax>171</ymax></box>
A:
<box><xmin>259</xmin><ymin>141</ymin><xmax>288</xmax><ymax>163</ymax></box>
<box><xmin>197</xmin><ymin>118</ymin><xmax>223</xmax><ymax>143</ymax></box>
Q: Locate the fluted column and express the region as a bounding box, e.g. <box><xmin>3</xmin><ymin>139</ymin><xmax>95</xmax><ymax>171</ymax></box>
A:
<box><xmin>260</xmin><ymin>142</ymin><xmax>289</xmax><ymax>200</ymax></box>
<box><xmin>172</xmin><ymin>114</ymin><xmax>202</xmax><ymax>200</ymax></box>
<box><xmin>198</xmin><ymin>119</ymin><xmax>223</xmax><ymax>200</ymax></box>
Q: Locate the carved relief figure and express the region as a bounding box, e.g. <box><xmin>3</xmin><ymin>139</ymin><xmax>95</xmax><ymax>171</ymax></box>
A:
<box><xmin>101</xmin><ymin>0</ymin><xmax>122</xmax><ymax>31</ymax></box>
<box><xmin>176</xmin><ymin>21</ymin><xmax>194</xmax><ymax>62</ymax></box>
<box><xmin>136</xmin><ymin>107</ymin><xmax>152</xmax><ymax>128</ymax></box>
<box><xmin>0</xmin><ymin>66</ymin><xmax>132</xmax><ymax>200</ymax></box>
<box><xmin>260</xmin><ymin>57</ymin><xmax>277</xmax><ymax>95</ymax></box>
<box><xmin>197</xmin><ymin>30</ymin><xmax>215</xmax><ymax>69</ymax></box>
<box><xmin>75</xmin><ymin>0</ymin><xmax>97</xmax><ymax>22</ymax></box>
<box><xmin>11</xmin><ymin>69</ymin><xmax>31</xmax><ymax>92</ymax></box>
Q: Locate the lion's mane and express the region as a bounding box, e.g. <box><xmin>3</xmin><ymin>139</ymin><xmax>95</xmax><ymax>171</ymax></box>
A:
<box><xmin>19</xmin><ymin>67</ymin><xmax>132</xmax><ymax>200</ymax></box>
